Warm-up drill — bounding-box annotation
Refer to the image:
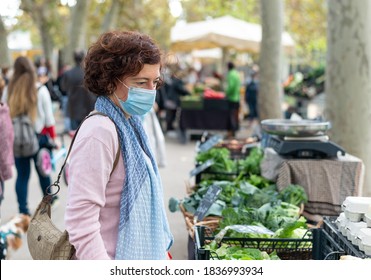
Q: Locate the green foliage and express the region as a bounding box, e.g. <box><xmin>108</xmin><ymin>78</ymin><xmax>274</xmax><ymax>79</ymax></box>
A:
<box><xmin>278</xmin><ymin>184</ymin><xmax>308</xmax><ymax>206</ymax></box>
<box><xmin>181</xmin><ymin>0</ymin><xmax>260</xmax><ymax>23</ymax></box>
<box><xmin>239</xmin><ymin>147</ymin><xmax>264</xmax><ymax>175</ymax></box>
<box><xmin>7</xmin><ymin>0</ymin><xmax>328</xmax><ymax>69</ymax></box>
<box><xmin>284</xmin><ymin>65</ymin><xmax>325</xmax><ymax>98</ymax></box>
<box><xmin>285</xmin><ymin>0</ymin><xmax>327</xmax><ymax>66</ymax></box>
<box><xmin>196</xmin><ymin>147</ymin><xmax>237</xmax><ymax>173</ymax></box>
<box><xmin>205</xmin><ymin>244</ymin><xmax>279</xmax><ymax>260</ymax></box>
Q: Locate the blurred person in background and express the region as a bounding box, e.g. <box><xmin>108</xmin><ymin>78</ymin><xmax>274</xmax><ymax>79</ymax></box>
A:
<box><xmin>1</xmin><ymin>56</ymin><xmax>58</xmax><ymax>216</ymax></box>
<box><xmin>35</xmin><ymin>57</ymin><xmax>61</xmax><ymax>105</ymax></box>
<box><xmin>225</xmin><ymin>61</ymin><xmax>241</xmax><ymax>138</ymax></box>
<box><xmin>0</xmin><ymin>75</ymin><xmax>14</xmax><ymax>215</ymax></box>
<box><xmin>162</xmin><ymin>65</ymin><xmax>190</xmax><ymax>133</ymax></box>
<box><xmin>245</xmin><ymin>71</ymin><xmax>259</xmax><ymax>124</ymax></box>
<box><xmin>141</xmin><ymin>103</ymin><xmax>167</xmax><ymax>168</ymax></box>
<box><xmin>55</xmin><ymin>64</ymin><xmax>71</xmax><ymax>133</ymax></box>
<box><xmin>61</xmin><ymin>50</ymin><xmax>96</xmax><ymax>131</ymax></box>
<box><xmin>1</xmin><ymin>67</ymin><xmax>10</xmax><ymax>85</ymax></box>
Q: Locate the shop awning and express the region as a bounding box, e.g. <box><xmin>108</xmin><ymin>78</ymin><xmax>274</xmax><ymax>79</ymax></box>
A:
<box><xmin>170</xmin><ymin>15</ymin><xmax>295</xmax><ymax>55</ymax></box>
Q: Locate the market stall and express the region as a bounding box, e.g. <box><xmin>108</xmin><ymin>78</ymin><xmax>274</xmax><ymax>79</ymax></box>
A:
<box><xmin>179</xmin><ymin>98</ymin><xmax>230</xmax><ymax>131</ymax></box>
<box><xmin>170</xmin><ymin>15</ymin><xmax>295</xmax><ymax>55</ymax></box>
<box><xmin>178</xmin><ymin>89</ymin><xmax>231</xmax><ymax>142</ymax></box>
<box><xmin>260</xmin><ymin>119</ymin><xmax>364</xmax><ymax>219</ymax></box>
<box><xmin>168</xmin><ymin>119</ymin><xmax>370</xmax><ymax>260</ymax></box>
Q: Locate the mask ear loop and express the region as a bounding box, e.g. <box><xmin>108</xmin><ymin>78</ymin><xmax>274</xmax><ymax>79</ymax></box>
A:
<box><xmin>116</xmin><ymin>77</ymin><xmax>130</xmax><ymax>90</ymax></box>
<box><xmin>113</xmin><ymin>80</ymin><xmax>131</xmax><ymax>118</ymax></box>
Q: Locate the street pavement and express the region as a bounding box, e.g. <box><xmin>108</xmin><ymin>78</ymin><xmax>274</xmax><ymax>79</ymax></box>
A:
<box><xmin>1</xmin><ymin>109</ymin><xmax>252</xmax><ymax>260</ymax></box>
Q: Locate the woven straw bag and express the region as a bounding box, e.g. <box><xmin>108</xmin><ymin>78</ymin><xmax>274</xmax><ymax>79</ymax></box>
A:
<box><xmin>27</xmin><ymin>191</ymin><xmax>75</xmax><ymax>260</ymax></box>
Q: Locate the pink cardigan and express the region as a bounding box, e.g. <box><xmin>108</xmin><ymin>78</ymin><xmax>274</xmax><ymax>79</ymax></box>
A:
<box><xmin>65</xmin><ymin>115</ymin><xmax>123</xmax><ymax>259</ymax></box>
<box><xmin>0</xmin><ymin>103</ymin><xmax>14</xmax><ymax>182</ymax></box>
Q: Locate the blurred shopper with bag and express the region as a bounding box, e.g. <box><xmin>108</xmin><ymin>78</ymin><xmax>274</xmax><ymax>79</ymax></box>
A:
<box><xmin>141</xmin><ymin>105</ymin><xmax>167</xmax><ymax>167</ymax></box>
<box><xmin>65</xmin><ymin>30</ymin><xmax>173</xmax><ymax>259</ymax></box>
<box><xmin>1</xmin><ymin>56</ymin><xmax>58</xmax><ymax>216</ymax></box>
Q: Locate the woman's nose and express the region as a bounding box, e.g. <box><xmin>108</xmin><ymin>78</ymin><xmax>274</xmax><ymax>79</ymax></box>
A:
<box><xmin>147</xmin><ymin>82</ymin><xmax>156</xmax><ymax>90</ymax></box>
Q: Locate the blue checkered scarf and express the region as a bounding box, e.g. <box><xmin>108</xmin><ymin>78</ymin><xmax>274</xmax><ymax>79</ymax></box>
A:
<box><xmin>95</xmin><ymin>96</ymin><xmax>173</xmax><ymax>259</ymax></box>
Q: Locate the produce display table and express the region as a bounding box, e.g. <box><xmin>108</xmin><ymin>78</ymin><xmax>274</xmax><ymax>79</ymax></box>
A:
<box><xmin>261</xmin><ymin>148</ymin><xmax>365</xmax><ymax>217</ymax></box>
<box><xmin>179</xmin><ymin>99</ymin><xmax>230</xmax><ymax>131</ymax></box>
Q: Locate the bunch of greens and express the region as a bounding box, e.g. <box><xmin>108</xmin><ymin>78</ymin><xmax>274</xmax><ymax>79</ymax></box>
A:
<box><xmin>278</xmin><ymin>184</ymin><xmax>308</xmax><ymax>206</ymax></box>
<box><xmin>170</xmin><ymin>180</ymin><xmax>238</xmax><ymax>216</ymax></box>
<box><xmin>257</xmin><ymin>201</ymin><xmax>301</xmax><ymax>232</ymax></box>
<box><xmin>246</xmin><ymin>174</ymin><xmax>272</xmax><ymax>189</ymax></box>
<box><xmin>238</xmin><ymin>147</ymin><xmax>264</xmax><ymax>175</ymax></box>
<box><xmin>196</xmin><ymin>147</ymin><xmax>237</xmax><ymax>173</ymax></box>
<box><xmin>217</xmin><ymin>199</ymin><xmax>304</xmax><ymax>235</ymax></box>
<box><xmin>205</xmin><ymin>243</ymin><xmax>280</xmax><ymax>260</ymax></box>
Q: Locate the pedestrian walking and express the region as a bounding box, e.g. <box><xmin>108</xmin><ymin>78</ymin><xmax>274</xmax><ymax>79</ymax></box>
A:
<box><xmin>2</xmin><ymin>56</ymin><xmax>58</xmax><ymax>216</ymax></box>
<box><xmin>225</xmin><ymin>61</ymin><xmax>241</xmax><ymax>138</ymax></box>
<box><xmin>245</xmin><ymin>71</ymin><xmax>259</xmax><ymax>123</ymax></box>
<box><xmin>65</xmin><ymin>30</ymin><xmax>173</xmax><ymax>260</ymax></box>
<box><xmin>61</xmin><ymin>50</ymin><xmax>96</xmax><ymax>130</ymax></box>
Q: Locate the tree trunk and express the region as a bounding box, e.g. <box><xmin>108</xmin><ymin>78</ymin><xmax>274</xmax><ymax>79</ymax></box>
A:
<box><xmin>38</xmin><ymin>17</ymin><xmax>54</xmax><ymax>62</ymax></box>
<box><xmin>101</xmin><ymin>0</ymin><xmax>121</xmax><ymax>33</ymax></box>
<box><xmin>0</xmin><ymin>17</ymin><xmax>11</xmax><ymax>68</ymax></box>
<box><xmin>65</xmin><ymin>0</ymin><xmax>91</xmax><ymax>65</ymax></box>
<box><xmin>258</xmin><ymin>0</ymin><xmax>284</xmax><ymax>121</ymax></box>
<box><xmin>326</xmin><ymin>0</ymin><xmax>371</xmax><ymax>196</ymax></box>
<box><xmin>20</xmin><ymin>0</ymin><xmax>55</xmax><ymax>63</ymax></box>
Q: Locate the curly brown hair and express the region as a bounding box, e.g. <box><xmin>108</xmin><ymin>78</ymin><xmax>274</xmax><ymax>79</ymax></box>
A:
<box><xmin>84</xmin><ymin>30</ymin><xmax>163</xmax><ymax>96</ymax></box>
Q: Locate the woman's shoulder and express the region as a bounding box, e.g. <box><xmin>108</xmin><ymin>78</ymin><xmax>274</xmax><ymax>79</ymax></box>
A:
<box><xmin>77</xmin><ymin>114</ymin><xmax>118</xmax><ymax>143</ymax></box>
<box><xmin>73</xmin><ymin>114</ymin><xmax>119</xmax><ymax>159</ymax></box>
<box><xmin>83</xmin><ymin>113</ymin><xmax>115</xmax><ymax>129</ymax></box>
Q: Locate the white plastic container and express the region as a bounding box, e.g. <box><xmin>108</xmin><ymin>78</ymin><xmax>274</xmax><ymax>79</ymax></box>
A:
<box><xmin>345</xmin><ymin>221</ymin><xmax>367</xmax><ymax>244</ymax></box>
<box><xmin>358</xmin><ymin>228</ymin><xmax>371</xmax><ymax>256</ymax></box>
<box><xmin>355</xmin><ymin>228</ymin><xmax>371</xmax><ymax>251</ymax></box>
<box><xmin>336</xmin><ymin>213</ymin><xmax>348</xmax><ymax>234</ymax></box>
<box><xmin>342</xmin><ymin>196</ymin><xmax>371</xmax><ymax>222</ymax></box>
<box><xmin>365</xmin><ymin>204</ymin><xmax>371</xmax><ymax>227</ymax></box>
<box><xmin>341</xmin><ymin>219</ymin><xmax>350</xmax><ymax>236</ymax></box>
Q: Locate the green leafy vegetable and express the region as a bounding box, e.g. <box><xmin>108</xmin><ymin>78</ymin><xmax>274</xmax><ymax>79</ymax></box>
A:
<box><xmin>278</xmin><ymin>184</ymin><xmax>308</xmax><ymax>206</ymax></box>
<box><xmin>204</xmin><ymin>243</ymin><xmax>281</xmax><ymax>260</ymax></box>
<box><xmin>196</xmin><ymin>148</ymin><xmax>237</xmax><ymax>173</ymax></box>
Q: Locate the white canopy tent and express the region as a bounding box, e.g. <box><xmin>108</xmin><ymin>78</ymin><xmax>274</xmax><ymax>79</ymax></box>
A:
<box><xmin>170</xmin><ymin>15</ymin><xmax>295</xmax><ymax>55</ymax></box>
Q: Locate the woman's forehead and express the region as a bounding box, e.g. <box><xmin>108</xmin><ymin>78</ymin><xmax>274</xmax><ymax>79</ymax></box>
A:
<box><xmin>131</xmin><ymin>64</ymin><xmax>160</xmax><ymax>79</ymax></box>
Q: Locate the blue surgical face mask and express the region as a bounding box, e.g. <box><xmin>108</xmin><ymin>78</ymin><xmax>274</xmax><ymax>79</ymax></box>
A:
<box><xmin>115</xmin><ymin>80</ymin><xmax>156</xmax><ymax>116</ymax></box>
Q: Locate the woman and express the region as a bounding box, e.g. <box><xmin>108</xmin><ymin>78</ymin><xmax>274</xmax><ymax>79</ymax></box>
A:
<box><xmin>4</xmin><ymin>56</ymin><xmax>57</xmax><ymax>216</ymax></box>
<box><xmin>0</xmin><ymin>75</ymin><xmax>14</xmax><ymax>213</ymax></box>
<box><xmin>65</xmin><ymin>30</ymin><xmax>173</xmax><ymax>260</ymax></box>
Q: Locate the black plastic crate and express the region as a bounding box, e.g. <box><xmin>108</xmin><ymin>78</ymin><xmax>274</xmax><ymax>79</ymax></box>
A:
<box><xmin>317</xmin><ymin>216</ymin><xmax>369</xmax><ymax>260</ymax></box>
<box><xmin>194</xmin><ymin>225</ymin><xmax>315</xmax><ymax>260</ymax></box>
<box><xmin>195</xmin><ymin>168</ymin><xmax>239</xmax><ymax>184</ymax></box>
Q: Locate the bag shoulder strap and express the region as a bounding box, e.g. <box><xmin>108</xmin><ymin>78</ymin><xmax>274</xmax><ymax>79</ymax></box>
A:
<box><xmin>51</xmin><ymin>110</ymin><xmax>120</xmax><ymax>193</ymax></box>
<box><xmin>88</xmin><ymin>111</ymin><xmax>121</xmax><ymax>175</ymax></box>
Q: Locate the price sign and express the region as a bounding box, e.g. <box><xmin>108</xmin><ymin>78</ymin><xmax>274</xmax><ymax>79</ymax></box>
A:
<box><xmin>198</xmin><ymin>134</ymin><xmax>223</xmax><ymax>153</ymax></box>
<box><xmin>194</xmin><ymin>184</ymin><xmax>222</xmax><ymax>222</ymax></box>
<box><xmin>189</xmin><ymin>159</ymin><xmax>214</xmax><ymax>178</ymax></box>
